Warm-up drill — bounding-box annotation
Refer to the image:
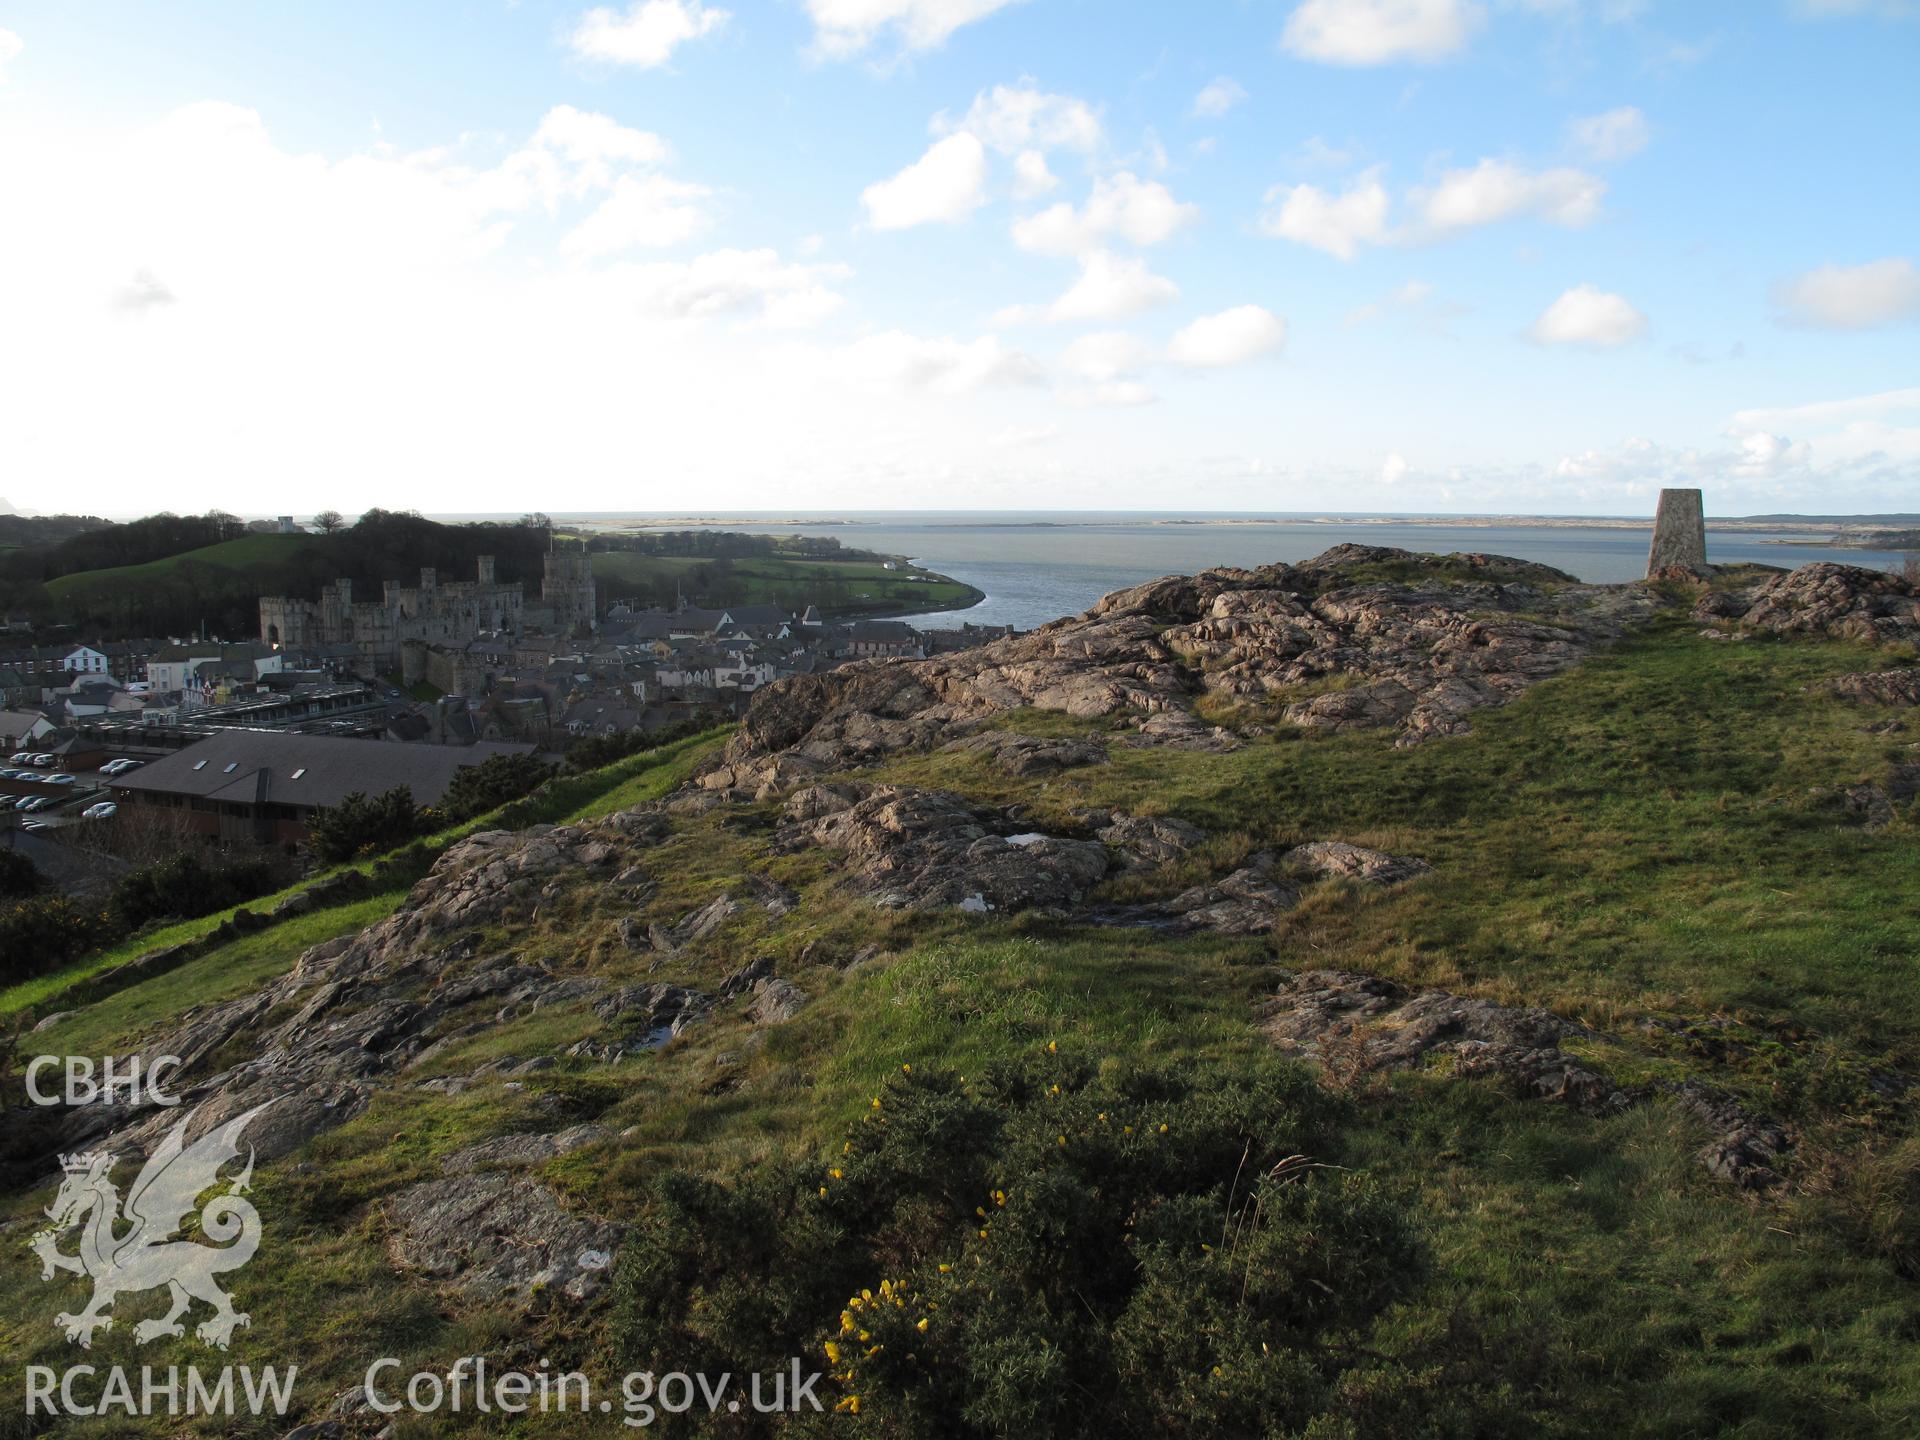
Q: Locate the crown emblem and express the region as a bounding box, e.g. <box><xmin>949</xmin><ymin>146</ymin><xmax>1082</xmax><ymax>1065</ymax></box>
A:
<box><xmin>58</xmin><ymin>1152</ymin><xmax>102</xmax><ymax>1175</ymax></box>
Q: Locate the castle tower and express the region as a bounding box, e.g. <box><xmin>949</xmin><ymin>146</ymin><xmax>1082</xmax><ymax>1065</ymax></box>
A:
<box><xmin>542</xmin><ymin>546</ymin><xmax>597</xmax><ymax>636</ymax></box>
<box><xmin>476</xmin><ymin>555</ymin><xmax>496</xmax><ymax>585</ymax></box>
<box><xmin>1646</xmin><ymin>488</ymin><xmax>1708</xmax><ymax>578</ymax></box>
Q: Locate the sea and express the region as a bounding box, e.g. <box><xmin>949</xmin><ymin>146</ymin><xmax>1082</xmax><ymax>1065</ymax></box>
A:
<box><xmin>545</xmin><ymin>512</ymin><xmax>1914</xmax><ymax>634</ymax></box>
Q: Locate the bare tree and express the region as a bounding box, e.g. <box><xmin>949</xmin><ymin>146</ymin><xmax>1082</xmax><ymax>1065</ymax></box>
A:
<box><xmin>313</xmin><ymin>509</ymin><xmax>347</xmax><ymax>534</ymax></box>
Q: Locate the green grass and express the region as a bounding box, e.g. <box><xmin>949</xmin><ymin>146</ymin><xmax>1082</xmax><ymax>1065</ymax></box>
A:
<box><xmin>590</xmin><ymin>551</ymin><xmax>981</xmax><ymax>615</ymax></box>
<box><xmin>6</xmin><ymin>624</ymin><xmax>1920</xmax><ymax>1435</ymax></box>
<box><xmin>42</xmin><ymin>532</ymin><xmax>320</xmax><ymax>604</ymax></box>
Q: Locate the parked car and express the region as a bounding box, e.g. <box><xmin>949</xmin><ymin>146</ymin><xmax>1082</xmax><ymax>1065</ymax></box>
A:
<box><xmin>82</xmin><ymin>801</ymin><xmax>117</xmax><ymax>819</ymax></box>
<box><xmin>8</xmin><ymin>751</ymin><xmax>33</xmax><ymax>764</ymax></box>
<box><xmin>21</xmin><ymin>819</ymin><xmax>48</xmax><ymax>832</ymax></box>
<box><xmin>45</xmin><ymin>773</ymin><xmax>76</xmax><ymax>784</ymax></box>
<box><xmin>29</xmin><ymin>753</ymin><xmax>54</xmax><ymax>766</ymax></box>
<box><xmin>14</xmin><ymin>795</ymin><xmax>40</xmax><ymax>810</ymax></box>
<box><xmin>0</xmin><ymin>768</ymin><xmax>19</xmax><ymax>780</ymax></box>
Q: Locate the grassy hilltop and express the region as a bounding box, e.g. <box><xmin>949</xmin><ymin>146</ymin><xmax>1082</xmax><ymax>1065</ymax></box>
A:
<box><xmin>2</xmin><ymin>569</ymin><xmax>1918</xmax><ymax>1437</ymax></box>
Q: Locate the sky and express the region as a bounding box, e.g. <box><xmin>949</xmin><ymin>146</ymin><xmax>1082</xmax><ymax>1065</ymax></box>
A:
<box><xmin>0</xmin><ymin>0</ymin><xmax>1916</xmax><ymax>520</ymax></box>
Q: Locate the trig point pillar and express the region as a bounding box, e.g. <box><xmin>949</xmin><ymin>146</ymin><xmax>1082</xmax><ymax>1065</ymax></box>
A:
<box><xmin>1646</xmin><ymin>488</ymin><xmax>1707</xmax><ymax>578</ymax></box>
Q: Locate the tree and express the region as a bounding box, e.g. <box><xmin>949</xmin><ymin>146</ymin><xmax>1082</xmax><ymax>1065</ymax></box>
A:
<box><xmin>307</xmin><ymin>786</ymin><xmax>422</xmax><ymax>864</ymax></box>
<box><xmin>313</xmin><ymin>509</ymin><xmax>347</xmax><ymax>534</ymax></box>
<box><xmin>438</xmin><ymin>752</ymin><xmax>556</xmax><ymax>823</ymax></box>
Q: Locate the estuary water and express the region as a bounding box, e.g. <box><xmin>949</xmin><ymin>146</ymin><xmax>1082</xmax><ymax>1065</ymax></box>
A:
<box><xmin>565</xmin><ymin>512</ymin><xmax>1912</xmax><ymax>633</ymax></box>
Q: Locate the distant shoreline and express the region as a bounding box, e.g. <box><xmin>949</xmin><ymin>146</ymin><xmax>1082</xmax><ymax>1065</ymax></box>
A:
<box><xmin>556</xmin><ymin>513</ymin><xmax>1906</xmax><ymax>538</ymax></box>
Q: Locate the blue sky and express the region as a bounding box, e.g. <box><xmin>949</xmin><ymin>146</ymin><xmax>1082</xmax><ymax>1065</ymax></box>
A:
<box><xmin>0</xmin><ymin>0</ymin><xmax>1915</xmax><ymax>517</ymax></box>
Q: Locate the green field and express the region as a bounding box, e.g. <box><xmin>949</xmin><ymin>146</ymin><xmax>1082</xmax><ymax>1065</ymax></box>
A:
<box><xmin>4</xmin><ymin>626</ymin><xmax>1919</xmax><ymax>1435</ymax></box>
<box><xmin>590</xmin><ymin>550</ymin><xmax>982</xmax><ymax>617</ymax></box>
<box><xmin>41</xmin><ymin>532</ymin><xmax>320</xmax><ymax>606</ymax></box>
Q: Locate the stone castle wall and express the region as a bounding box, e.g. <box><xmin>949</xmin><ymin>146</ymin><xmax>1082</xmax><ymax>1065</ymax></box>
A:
<box><xmin>261</xmin><ymin>555</ymin><xmax>566</xmax><ymax>670</ymax></box>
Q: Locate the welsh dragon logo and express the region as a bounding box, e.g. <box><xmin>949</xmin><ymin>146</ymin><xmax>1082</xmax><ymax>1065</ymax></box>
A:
<box><xmin>28</xmin><ymin>1102</ymin><xmax>275</xmax><ymax>1350</ymax></box>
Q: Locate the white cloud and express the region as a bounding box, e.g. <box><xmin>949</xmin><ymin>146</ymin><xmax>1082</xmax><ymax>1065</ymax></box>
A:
<box><xmin>1280</xmin><ymin>0</ymin><xmax>1484</xmax><ymax>65</ymax></box>
<box><xmin>1191</xmin><ymin>77</ymin><xmax>1249</xmax><ymax>118</ymax></box>
<box><xmin>1060</xmin><ymin>330</ymin><xmax>1154</xmax><ymax>382</ymax></box>
<box><xmin>861</xmin><ymin>134</ymin><xmax>988</xmax><ymax>229</ymax></box>
<box><xmin>1413</xmin><ymin>159</ymin><xmax>1604</xmax><ymax>234</ymax></box>
<box><xmin>1012</xmin><ymin>149</ymin><xmax>1058</xmax><ymax>198</ymax></box>
<box><xmin>622</xmin><ymin>248</ymin><xmax>850</xmax><ymax>328</ymax></box>
<box><xmin>1259</xmin><ymin>169</ymin><xmax>1390</xmax><ymax>259</ymax></box>
<box><xmin>1568</xmin><ymin>105</ymin><xmax>1650</xmax><ymax>162</ymax></box>
<box><xmin>529</xmin><ymin>105</ymin><xmax>672</xmax><ymax>173</ymax></box>
<box><xmin>1168</xmin><ymin>306</ymin><xmax>1288</xmax><ymax>367</ymax></box>
<box><xmin>0</xmin><ymin>28</ymin><xmax>22</xmax><ymax>83</ymax></box>
<box><xmin>1380</xmin><ymin>452</ymin><xmax>1410</xmax><ymax>484</ymax></box>
<box><xmin>945</xmin><ymin>83</ymin><xmax>1103</xmax><ymax>155</ymax></box>
<box><xmin>808</xmin><ymin>0</ymin><xmax>1031</xmax><ymax>58</ymax></box>
<box><xmin>990</xmin><ymin>423</ymin><xmax>1060</xmax><ymax>447</ymax></box>
<box><xmin>561</xmin><ymin>173</ymin><xmax>714</xmax><ymax>256</ymax></box>
<box><xmin>569</xmin><ymin>1</ymin><xmax>729</xmax><ymax>68</ymax></box>
<box><xmin>829</xmin><ymin>330</ymin><xmax>1041</xmax><ymax>393</ymax></box>
<box><xmin>1012</xmin><ymin>171</ymin><xmax>1198</xmax><ymax>256</ymax></box>
<box><xmin>1528</xmin><ymin>284</ymin><xmax>1648</xmax><ymax>347</ymax></box>
<box><xmin>1343</xmin><ymin>278</ymin><xmax>1467</xmax><ymax>333</ymax></box>
<box><xmin>1773</xmin><ymin>258</ymin><xmax>1920</xmax><ymax>329</ymax></box>
<box><xmin>1551</xmin><ymin>389</ymin><xmax>1920</xmax><ymax>498</ymax></box>
<box><xmin>1059</xmin><ymin>380</ymin><xmax>1157</xmax><ymax>408</ymax></box>
<box><xmin>1043</xmin><ymin>251</ymin><xmax>1181</xmax><ymax>323</ymax></box>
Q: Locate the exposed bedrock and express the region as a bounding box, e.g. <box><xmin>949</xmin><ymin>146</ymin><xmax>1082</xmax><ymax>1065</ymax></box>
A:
<box><xmin>700</xmin><ymin>545</ymin><xmax>1671</xmax><ymax>802</ymax></box>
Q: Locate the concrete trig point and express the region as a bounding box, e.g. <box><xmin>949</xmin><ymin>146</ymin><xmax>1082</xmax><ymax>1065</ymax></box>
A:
<box><xmin>1646</xmin><ymin>488</ymin><xmax>1707</xmax><ymax>577</ymax></box>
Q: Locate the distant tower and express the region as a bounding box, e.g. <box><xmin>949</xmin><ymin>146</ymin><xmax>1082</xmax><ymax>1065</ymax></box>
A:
<box><xmin>1646</xmin><ymin>488</ymin><xmax>1708</xmax><ymax>578</ymax></box>
<box><xmin>542</xmin><ymin>544</ymin><xmax>598</xmax><ymax>635</ymax></box>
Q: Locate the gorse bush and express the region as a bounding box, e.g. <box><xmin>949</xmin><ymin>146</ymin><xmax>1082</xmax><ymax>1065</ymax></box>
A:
<box><xmin>611</xmin><ymin>1055</ymin><xmax>1423</xmax><ymax>1438</ymax></box>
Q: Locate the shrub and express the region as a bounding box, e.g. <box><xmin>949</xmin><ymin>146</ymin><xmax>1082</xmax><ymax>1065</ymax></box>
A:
<box><xmin>0</xmin><ymin>895</ymin><xmax>115</xmax><ymax>984</ymax></box>
<box><xmin>110</xmin><ymin>851</ymin><xmax>289</xmax><ymax>932</ymax></box>
<box><xmin>564</xmin><ymin>719</ymin><xmax>707</xmax><ymax>773</ymax></box>
<box><xmin>610</xmin><ymin>1056</ymin><xmax>1422</xmax><ymax>1438</ymax></box>
<box><xmin>0</xmin><ymin>848</ymin><xmax>39</xmax><ymax>899</ymax></box>
<box><xmin>437</xmin><ymin>752</ymin><xmax>557</xmax><ymax>824</ymax></box>
<box><xmin>307</xmin><ymin>786</ymin><xmax>421</xmax><ymax>864</ymax></box>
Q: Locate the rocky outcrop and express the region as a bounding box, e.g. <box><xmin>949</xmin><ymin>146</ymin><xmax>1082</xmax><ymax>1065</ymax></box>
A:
<box><xmin>12</xmin><ymin>822</ymin><xmax>665</xmax><ymax>1178</ymax></box>
<box><xmin>1129</xmin><ymin>843</ymin><xmax>1431</xmax><ymax>936</ymax></box>
<box><xmin>1262</xmin><ymin>969</ymin><xmax>1791</xmax><ymax>1185</ymax></box>
<box><xmin>1823</xmin><ymin>669</ymin><xmax>1920</xmax><ymax>706</ymax></box>
<box><xmin>1721</xmin><ymin>564</ymin><xmax>1920</xmax><ymax>646</ymax></box>
<box><xmin>703</xmin><ymin>545</ymin><xmax>1665</xmax><ymax>798</ymax></box>
<box><xmin>941</xmin><ymin>730</ymin><xmax>1110</xmax><ymax>775</ymax></box>
<box><xmin>388</xmin><ymin>1168</ymin><xmax>620</xmax><ymax>1302</ymax></box>
<box><xmin>1285</xmin><ymin>841</ymin><xmax>1434</xmax><ymax>888</ymax></box>
<box><xmin>1094</xmin><ymin>812</ymin><xmax>1210</xmax><ymax>870</ymax></box>
<box><xmin>775</xmin><ymin>783</ymin><xmax>1111</xmax><ymax>913</ymax></box>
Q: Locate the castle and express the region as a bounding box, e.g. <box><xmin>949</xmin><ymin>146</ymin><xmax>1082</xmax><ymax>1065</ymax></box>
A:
<box><xmin>260</xmin><ymin>551</ymin><xmax>595</xmax><ymax>670</ymax></box>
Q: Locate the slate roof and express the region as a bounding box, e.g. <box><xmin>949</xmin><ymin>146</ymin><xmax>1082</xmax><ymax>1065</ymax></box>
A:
<box><xmin>108</xmin><ymin>730</ymin><xmax>535</xmax><ymax>810</ymax></box>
